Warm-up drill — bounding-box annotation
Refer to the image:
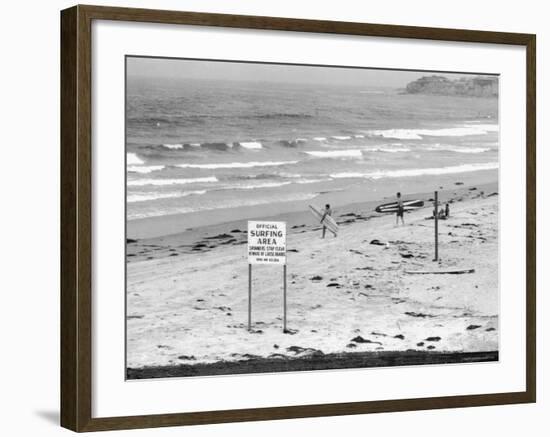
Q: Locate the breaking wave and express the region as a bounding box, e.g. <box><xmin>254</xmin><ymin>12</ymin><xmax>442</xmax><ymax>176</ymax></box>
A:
<box><xmin>127</xmin><ymin>165</ymin><xmax>165</xmax><ymax>174</ymax></box>
<box><xmin>364</xmin><ymin>147</ymin><xmax>411</xmax><ymax>153</ymax></box>
<box><xmin>330</xmin><ymin>162</ymin><xmax>499</xmax><ymax>179</ymax></box>
<box><xmin>127</xmin><ymin>153</ymin><xmax>144</xmax><ymax>165</ymax></box>
<box><xmin>127</xmin><ymin>176</ymin><xmax>218</xmax><ymax>187</ymax></box>
<box><xmin>127</xmin><ymin>190</ymin><xmax>207</xmax><ymax>203</ymax></box>
<box><xmin>176</xmin><ymin>160</ymin><xmax>298</xmax><ymax>170</ymax></box>
<box><xmin>305</xmin><ymin>149</ymin><xmax>363</xmax><ymax>158</ymax></box>
<box><xmin>423</xmin><ymin>145</ymin><xmax>492</xmax><ymax>154</ymax></box>
<box><xmin>366</xmin><ymin>124</ymin><xmax>499</xmax><ymax>140</ymax></box>
<box><xmin>236</xmin><ymin>141</ymin><xmax>263</xmax><ymax>149</ymax></box>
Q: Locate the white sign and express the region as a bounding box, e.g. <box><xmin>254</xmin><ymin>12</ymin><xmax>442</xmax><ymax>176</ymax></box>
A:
<box><xmin>247</xmin><ymin>221</ymin><xmax>286</xmax><ymax>265</ymax></box>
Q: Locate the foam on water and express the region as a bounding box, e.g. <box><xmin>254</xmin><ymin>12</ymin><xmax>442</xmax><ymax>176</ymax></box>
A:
<box><xmin>128</xmin><ymin>180</ymin><xmax>309</xmax><ymax>203</ymax></box>
<box><xmin>127</xmin><ymin>165</ymin><xmax>165</xmax><ymax>174</ymax></box>
<box><xmin>128</xmin><ymin>176</ymin><xmax>218</xmax><ymax>186</ymax></box>
<box><xmin>161</xmin><ymin>143</ymin><xmax>184</xmax><ymax>150</ymax></box>
<box><xmin>451</xmin><ymin>148</ymin><xmax>491</xmax><ymax>154</ymax></box>
<box><xmin>277</xmin><ymin>173</ymin><xmax>302</xmax><ymax>179</ymax></box>
<box><xmin>295</xmin><ymin>178</ymin><xmax>331</xmax><ymax>184</ymax></box>
<box><xmin>128</xmin><ymin>190</ymin><xmax>207</xmax><ymax>203</ymax></box>
<box><xmin>237</xmin><ymin>141</ymin><xmax>263</xmax><ymax>149</ymax></box>
<box><xmin>367</xmin><ymin>124</ymin><xmax>499</xmax><ymax>140</ymax></box>
<box><xmin>432</xmin><ymin>147</ymin><xmax>491</xmax><ymax>154</ymax></box>
<box><xmin>230</xmin><ymin>181</ymin><xmax>292</xmax><ymax>190</ymax></box>
<box><xmin>127</xmin><ymin>153</ymin><xmax>144</xmax><ymax>165</ymax></box>
<box><xmin>129</xmin><ymin>192</ymin><xmax>320</xmax><ymax>220</ymax></box>
<box><xmin>419</xmin><ymin>126</ymin><xmax>498</xmax><ymax>137</ymax></box>
<box><xmin>305</xmin><ymin>150</ymin><xmax>363</xmax><ymax>158</ymax></box>
<box><xmin>330</xmin><ymin>162</ymin><xmax>498</xmax><ymax>180</ymax></box>
<box><xmin>367</xmin><ymin>129</ymin><xmax>424</xmax><ymax>140</ymax></box>
<box><xmin>364</xmin><ymin>147</ymin><xmax>411</xmax><ymax>153</ymax></box>
<box><xmin>176</xmin><ymin>161</ymin><xmax>298</xmax><ymax>169</ymax></box>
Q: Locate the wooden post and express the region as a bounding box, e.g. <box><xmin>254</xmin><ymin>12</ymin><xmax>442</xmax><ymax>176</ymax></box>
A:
<box><xmin>248</xmin><ymin>264</ymin><xmax>252</xmax><ymax>331</ymax></box>
<box><xmin>434</xmin><ymin>191</ymin><xmax>439</xmax><ymax>261</ymax></box>
<box><xmin>283</xmin><ymin>264</ymin><xmax>287</xmax><ymax>332</ymax></box>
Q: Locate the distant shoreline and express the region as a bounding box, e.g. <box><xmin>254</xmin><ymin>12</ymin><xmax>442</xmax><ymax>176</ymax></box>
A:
<box><xmin>127</xmin><ymin>350</ymin><xmax>498</xmax><ymax>379</ymax></box>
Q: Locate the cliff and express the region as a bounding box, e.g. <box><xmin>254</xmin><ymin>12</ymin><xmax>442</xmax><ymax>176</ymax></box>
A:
<box><xmin>405</xmin><ymin>75</ymin><xmax>498</xmax><ymax>97</ymax></box>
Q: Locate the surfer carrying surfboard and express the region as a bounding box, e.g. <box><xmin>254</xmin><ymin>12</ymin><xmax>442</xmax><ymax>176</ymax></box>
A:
<box><xmin>321</xmin><ymin>204</ymin><xmax>334</xmax><ymax>238</ymax></box>
<box><xmin>309</xmin><ymin>204</ymin><xmax>339</xmax><ymax>238</ymax></box>
<box><xmin>396</xmin><ymin>192</ymin><xmax>405</xmax><ymax>226</ymax></box>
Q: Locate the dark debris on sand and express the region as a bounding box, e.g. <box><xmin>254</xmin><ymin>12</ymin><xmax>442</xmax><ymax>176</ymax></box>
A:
<box><xmin>370</xmin><ymin>239</ymin><xmax>386</xmax><ymax>246</ymax></box>
<box><xmin>405</xmin><ymin>312</ymin><xmax>435</xmax><ymax>318</ymax></box>
<box><xmin>351</xmin><ymin>336</ymin><xmax>382</xmax><ymax>345</ymax></box>
<box><xmin>178</xmin><ymin>355</ymin><xmax>196</xmax><ymax>360</ymax></box>
<box><xmin>205</xmin><ymin>233</ymin><xmax>234</xmax><ymax>240</ymax></box>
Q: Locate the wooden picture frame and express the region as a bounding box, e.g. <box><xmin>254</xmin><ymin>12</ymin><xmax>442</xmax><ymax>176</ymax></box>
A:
<box><xmin>60</xmin><ymin>4</ymin><xmax>536</xmax><ymax>432</ymax></box>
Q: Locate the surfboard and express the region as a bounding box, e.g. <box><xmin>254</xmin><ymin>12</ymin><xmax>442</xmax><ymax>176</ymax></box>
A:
<box><xmin>375</xmin><ymin>199</ymin><xmax>424</xmax><ymax>214</ymax></box>
<box><xmin>309</xmin><ymin>205</ymin><xmax>339</xmax><ymax>235</ymax></box>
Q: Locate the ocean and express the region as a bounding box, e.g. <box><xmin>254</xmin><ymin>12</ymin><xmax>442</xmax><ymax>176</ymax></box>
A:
<box><xmin>126</xmin><ymin>76</ymin><xmax>498</xmax><ymax>221</ymax></box>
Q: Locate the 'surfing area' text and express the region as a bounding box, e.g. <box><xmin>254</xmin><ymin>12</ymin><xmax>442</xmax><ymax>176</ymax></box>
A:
<box><xmin>248</xmin><ymin>221</ymin><xmax>286</xmax><ymax>265</ymax></box>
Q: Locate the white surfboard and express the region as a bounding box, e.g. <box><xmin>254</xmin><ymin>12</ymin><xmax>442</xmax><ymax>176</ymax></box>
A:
<box><xmin>309</xmin><ymin>205</ymin><xmax>339</xmax><ymax>236</ymax></box>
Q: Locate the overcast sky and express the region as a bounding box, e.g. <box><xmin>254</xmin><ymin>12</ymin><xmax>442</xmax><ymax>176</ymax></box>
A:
<box><xmin>127</xmin><ymin>56</ymin><xmax>488</xmax><ymax>88</ymax></box>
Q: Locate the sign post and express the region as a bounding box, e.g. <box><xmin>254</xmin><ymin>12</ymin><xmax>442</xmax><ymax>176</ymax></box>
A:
<box><xmin>434</xmin><ymin>190</ymin><xmax>439</xmax><ymax>262</ymax></box>
<box><xmin>248</xmin><ymin>263</ymin><xmax>252</xmax><ymax>331</ymax></box>
<box><xmin>283</xmin><ymin>264</ymin><xmax>287</xmax><ymax>332</ymax></box>
<box><xmin>247</xmin><ymin>221</ymin><xmax>287</xmax><ymax>332</ymax></box>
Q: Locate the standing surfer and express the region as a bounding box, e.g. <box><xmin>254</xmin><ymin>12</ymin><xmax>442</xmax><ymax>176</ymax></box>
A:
<box><xmin>396</xmin><ymin>192</ymin><xmax>405</xmax><ymax>226</ymax></box>
<box><xmin>321</xmin><ymin>204</ymin><xmax>334</xmax><ymax>238</ymax></box>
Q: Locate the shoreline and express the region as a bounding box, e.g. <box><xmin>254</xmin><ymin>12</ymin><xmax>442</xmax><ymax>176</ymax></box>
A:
<box><xmin>127</xmin><ymin>177</ymin><xmax>498</xmax><ymax>263</ymax></box>
<box><xmin>127</xmin><ymin>168</ymin><xmax>498</xmax><ymax>240</ymax></box>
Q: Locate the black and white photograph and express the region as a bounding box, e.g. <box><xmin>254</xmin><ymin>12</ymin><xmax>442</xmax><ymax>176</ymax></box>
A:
<box><xmin>125</xmin><ymin>57</ymin><xmax>500</xmax><ymax>379</ymax></box>
<box><xmin>1</xmin><ymin>0</ymin><xmax>544</xmax><ymax>434</ymax></box>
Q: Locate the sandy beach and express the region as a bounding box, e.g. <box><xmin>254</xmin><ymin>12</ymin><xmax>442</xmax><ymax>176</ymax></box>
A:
<box><xmin>126</xmin><ymin>175</ymin><xmax>499</xmax><ymax>378</ymax></box>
